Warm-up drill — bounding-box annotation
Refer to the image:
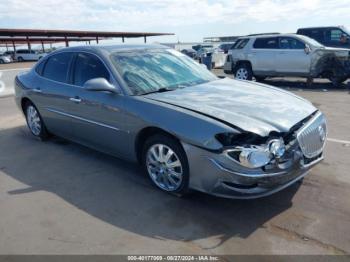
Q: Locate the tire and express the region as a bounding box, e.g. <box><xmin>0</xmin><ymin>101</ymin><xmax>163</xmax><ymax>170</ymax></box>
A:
<box><xmin>255</xmin><ymin>76</ymin><xmax>266</xmax><ymax>82</ymax></box>
<box><xmin>0</xmin><ymin>59</ymin><xmax>4</xmax><ymax>64</ymax></box>
<box><xmin>24</xmin><ymin>101</ymin><xmax>49</xmax><ymax>140</ymax></box>
<box><xmin>17</xmin><ymin>57</ymin><xmax>24</xmax><ymax>62</ymax></box>
<box><xmin>234</xmin><ymin>63</ymin><xmax>253</xmax><ymax>80</ymax></box>
<box><xmin>38</xmin><ymin>56</ymin><xmax>43</xmax><ymax>60</ymax></box>
<box><xmin>142</xmin><ymin>134</ymin><xmax>189</xmax><ymax>196</ymax></box>
<box><xmin>329</xmin><ymin>76</ymin><xmax>347</xmax><ymax>87</ymax></box>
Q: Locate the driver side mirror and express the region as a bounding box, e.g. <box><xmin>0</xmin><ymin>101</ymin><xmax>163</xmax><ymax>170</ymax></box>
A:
<box><xmin>83</xmin><ymin>78</ymin><xmax>119</xmax><ymax>94</ymax></box>
<box><xmin>304</xmin><ymin>44</ymin><xmax>311</xmax><ymax>54</ymax></box>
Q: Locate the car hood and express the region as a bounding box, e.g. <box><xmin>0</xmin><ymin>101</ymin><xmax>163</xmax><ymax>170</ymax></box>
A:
<box><xmin>145</xmin><ymin>78</ymin><xmax>317</xmax><ymax>136</ymax></box>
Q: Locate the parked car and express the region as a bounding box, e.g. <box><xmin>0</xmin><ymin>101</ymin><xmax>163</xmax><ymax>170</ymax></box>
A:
<box><xmin>180</xmin><ymin>48</ymin><xmax>197</xmax><ymax>59</ymax></box>
<box><xmin>217</xmin><ymin>42</ymin><xmax>235</xmax><ymax>54</ymax></box>
<box><xmin>2</xmin><ymin>51</ymin><xmax>15</xmax><ymax>60</ymax></box>
<box><xmin>297</xmin><ymin>26</ymin><xmax>350</xmax><ymax>49</ymax></box>
<box><xmin>224</xmin><ymin>34</ymin><xmax>350</xmax><ymax>85</ymax></box>
<box><xmin>15</xmin><ymin>45</ymin><xmax>327</xmax><ymax>199</ymax></box>
<box><xmin>0</xmin><ymin>54</ymin><xmax>12</xmax><ymax>64</ymax></box>
<box><xmin>14</xmin><ymin>49</ymin><xmax>46</xmax><ymax>61</ymax></box>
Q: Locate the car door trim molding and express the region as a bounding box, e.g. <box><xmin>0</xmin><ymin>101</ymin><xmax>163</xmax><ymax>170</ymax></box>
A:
<box><xmin>45</xmin><ymin>107</ymin><xmax>120</xmax><ymax>132</ymax></box>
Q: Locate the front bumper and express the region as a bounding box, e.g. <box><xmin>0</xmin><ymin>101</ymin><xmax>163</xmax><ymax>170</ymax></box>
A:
<box><xmin>182</xmin><ymin>142</ymin><xmax>323</xmax><ymax>199</ymax></box>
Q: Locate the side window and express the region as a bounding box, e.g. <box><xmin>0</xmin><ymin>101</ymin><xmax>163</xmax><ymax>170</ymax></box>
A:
<box><xmin>232</xmin><ymin>39</ymin><xmax>249</xmax><ymax>49</ymax></box>
<box><xmin>325</xmin><ymin>29</ymin><xmax>343</xmax><ymax>43</ymax></box>
<box><xmin>279</xmin><ymin>37</ymin><xmax>305</xmax><ymax>49</ymax></box>
<box><xmin>253</xmin><ymin>37</ymin><xmax>278</xmax><ymax>49</ymax></box>
<box><xmin>73</xmin><ymin>53</ymin><xmax>110</xmax><ymax>87</ymax></box>
<box><xmin>42</xmin><ymin>53</ymin><xmax>73</xmax><ymax>83</ymax></box>
<box><xmin>35</xmin><ymin>59</ymin><xmax>46</xmax><ymax>75</ymax></box>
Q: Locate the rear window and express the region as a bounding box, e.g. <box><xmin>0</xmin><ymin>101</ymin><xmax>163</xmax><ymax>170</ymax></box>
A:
<box><xmin>253</xmin><ymin>37</ymin><xmax>278</xmax><ymax>49</ymax></box>
<box><xmin>35</xmin><ymin>60</ymin><xmax>46</xmax><ymax>75</ymax></box>
<box><xmin>42</xmin><ymin>52</ymin><xmax>73</xmax><ymax>83</ymax></box>
<box><xmin>231</xmin><ymin>39</ymin><xmax>249</xmax><ymax>49</ymax></box>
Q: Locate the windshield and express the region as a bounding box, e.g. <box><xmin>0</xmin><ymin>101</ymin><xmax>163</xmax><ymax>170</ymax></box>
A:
<box><xmin>297</xmin><ymin>35</ymin><xmax>324</xmax><ymax>48</ymax></box>
<box><xmin>111</xmin><ymin>49</ymin><xmax>217</xmax><ymax>95</ymax></box>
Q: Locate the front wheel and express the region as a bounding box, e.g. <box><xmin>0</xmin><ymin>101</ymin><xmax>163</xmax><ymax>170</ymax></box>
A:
<box><xmin>24</xmin><ymin>102</ymin><xmax>49</xmax><ymax>140</ymax></box>
<box><xmin>234</xmin><ymin>64</ymin><xmax>253</xmax><ymax>80</ymax></box>
<box><xmin>142</xmin><ymin>134</ymin><xmax>189</xmax><ymax>196</ymax></box>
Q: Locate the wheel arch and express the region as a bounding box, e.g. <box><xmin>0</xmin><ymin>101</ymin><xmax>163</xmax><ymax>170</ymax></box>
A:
<box><xmin>234</xmin><ymin>60</ymin><xmax>252</xmax><ymax>71</ymax></box>
<box><xmin>135</xmin><ymin>126</ymin><xmax>181</xmax><ymax>163</ymax></box>
<box><xmin>21</xmin><ymin>97</ymin><xmax>33</xmax><ymax>114</ymax></box>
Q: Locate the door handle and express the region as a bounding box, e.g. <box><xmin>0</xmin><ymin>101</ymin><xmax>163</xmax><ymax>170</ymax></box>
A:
<box><xmin>33</xmin><ymin>88</ymin><xmax>42</xmax><ymax>93</ymax></box>
<box><xmin>69</xmin><ymin>97</ymin><xmax>81</xmax><ymax>103</ymax></box>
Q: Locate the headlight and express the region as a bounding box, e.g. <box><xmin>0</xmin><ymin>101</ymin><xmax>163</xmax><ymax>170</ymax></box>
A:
<box><xmin>225</xmin><ymin>138</ymin><xmax>286</xmax><ymax>169</ymax></box>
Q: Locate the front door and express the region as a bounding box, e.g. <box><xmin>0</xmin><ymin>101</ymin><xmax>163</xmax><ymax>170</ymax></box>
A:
<box><xmin>275</xmin><ymin>37</ymin><xmax>311</xmax><ymax>75</ymax></box>
<box><xmin>68</xmin><ymin>52</ymin><xmax>127</xmax><ymax>156</ymax></box>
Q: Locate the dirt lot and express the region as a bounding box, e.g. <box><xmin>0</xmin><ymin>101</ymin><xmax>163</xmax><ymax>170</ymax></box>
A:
<box><xmin>0</xmin><ymin>65</ymin><xmax>349</xmax><ymax>255</ymax></box>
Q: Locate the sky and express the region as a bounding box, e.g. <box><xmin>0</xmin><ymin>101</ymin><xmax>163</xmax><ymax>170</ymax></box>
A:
<box><xmin>1</xmin><ymin>0</ymin><xmax>350</xmax><ymax>46</ymax></box>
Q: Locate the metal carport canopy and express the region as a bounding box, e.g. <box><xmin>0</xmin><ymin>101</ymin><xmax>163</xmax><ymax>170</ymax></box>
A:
<box><xmin>0</xmin><ymin>28</ymin><xmax>174</xmax><ymax>44</ymax></box>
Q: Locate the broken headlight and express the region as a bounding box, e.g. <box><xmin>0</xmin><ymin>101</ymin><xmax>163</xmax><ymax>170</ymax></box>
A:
<box><xmin>220</xmin><ymin>134</ymin><xmax>286</xmax><ymax>169</ymax></box>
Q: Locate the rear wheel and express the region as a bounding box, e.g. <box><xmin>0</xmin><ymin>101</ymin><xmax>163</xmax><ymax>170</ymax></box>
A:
<box><xmin>329</xmin><ymin>75</ymin><xmax>347</xmax><ymax>87</ymax></box>
<box><xmin>17</xmin><ymin>57</ymin><xmax>24</xmax><ymax>62</ymax></box>
<box><xmin>24</xmin><ymin>101</ymin><xmax>49</xmax><ymax>140</ymax></box>
<box><xmin>234</xmin><ymin>63</ymin><xmax>253</xmax><ymax>80</ymax></box>
<box><xmin>142</xmin><ymin>134</ymin><xmax>189</xmax><ymax>196</ymax></box>
<box><xmin>0</xmin><ymin>59</ymin><xmax>4</xmax><ymax>64</ymax></box>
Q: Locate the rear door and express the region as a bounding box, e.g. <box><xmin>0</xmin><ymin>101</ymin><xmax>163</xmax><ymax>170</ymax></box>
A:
<box><xmin>34</xmin><ymin>52</ymin><xmax>75</xmax><ymax>138</ymax></box>
<box><xmin>249</xmin><ymin>37</ymin><xmax>278</xmax><ymax>74</ymax></box>
<box><xmin>275</xmin><ymin>36</ymin><xmax>311</xmax><ymax>75</ymax></box>
<box><xmin>69</xmin><ymin>52</ymin><xmax>127</xmax><ymax>156</ymax></box>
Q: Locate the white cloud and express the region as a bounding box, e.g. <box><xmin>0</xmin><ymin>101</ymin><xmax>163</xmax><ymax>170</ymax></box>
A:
<box><xmin>0</xmin><ymin>0</ymin><xmax>350</xmax><ymax>33</ymax></box>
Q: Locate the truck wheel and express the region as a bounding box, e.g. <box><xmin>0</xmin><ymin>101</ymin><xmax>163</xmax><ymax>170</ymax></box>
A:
<box><xmin>234</xmin><ymin>63</ymin><xmax>253</xmax><ymax>80</ymax></box>
<box><xmin>329</xmin><ymin>76</ymin><xmax>347</xmax><ymax>87</ymax></box>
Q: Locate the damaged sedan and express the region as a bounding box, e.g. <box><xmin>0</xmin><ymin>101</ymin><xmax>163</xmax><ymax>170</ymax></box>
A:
<box><xmin>15</xmin><ymin>45</ymin><xmax>327</xmax><ymax>199</ymax></box>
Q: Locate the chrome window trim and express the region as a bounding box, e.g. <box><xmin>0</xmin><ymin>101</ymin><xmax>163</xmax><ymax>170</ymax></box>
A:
<box><xmin>45</xmin><ymin>107</ymin><xmax>120</xmax><ymax>132</ymax></box>
<box><xmin>33</xmin><ymin>50</ymin><xmax>125</xmax><ymax>95</ymax></box>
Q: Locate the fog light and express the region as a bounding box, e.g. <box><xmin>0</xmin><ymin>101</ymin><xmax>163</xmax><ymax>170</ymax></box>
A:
<box><xmin>269</xmin><ymin>139</ymin><xmax>285</xmax><ymax>158</ymax></box>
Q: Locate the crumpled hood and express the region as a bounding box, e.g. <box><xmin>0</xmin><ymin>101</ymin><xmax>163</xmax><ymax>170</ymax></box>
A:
<box><xmin>145</xmin><ymin>78</ymin><xmax>317</xmax><ymax>136</ymax></box>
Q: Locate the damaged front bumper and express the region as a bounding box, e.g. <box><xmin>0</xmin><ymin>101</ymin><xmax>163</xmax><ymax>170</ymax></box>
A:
<box><xmin>182</xmin><ymin>110</ymin><xmax>327</xmax><ymax>199</ymax></box>
<box><xmin>183</xmin><ymin>142</ymin><xmax>323</xmax><ymax>199</ymax></box>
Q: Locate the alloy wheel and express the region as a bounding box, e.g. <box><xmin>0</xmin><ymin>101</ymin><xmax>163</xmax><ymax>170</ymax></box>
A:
<box><xmin>146</xmin><ymin>144</ymin><xmax>183</xmax><ymax>191</ymax></box>
<box><xmin>235</xmin><ymin>68</ymin><xmax>249</xmax><ymax>80</ymax></box>
<box><xmin>26</xmin><ymin>105</ymin><xmax>41</xmax><ymax>136</ymax></box>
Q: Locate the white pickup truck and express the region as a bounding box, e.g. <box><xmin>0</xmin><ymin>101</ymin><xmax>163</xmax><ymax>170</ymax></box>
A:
<box><xmin>14</xmin><ymin>49</ymin><xmax>46</xmax><ymax>62</ymax></box>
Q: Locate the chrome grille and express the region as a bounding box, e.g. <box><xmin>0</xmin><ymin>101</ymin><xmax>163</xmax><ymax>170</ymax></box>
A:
<box><xmin>296</xmin><ymin>112</ymin><xmax>327</xmax><ymax>158</ymax></box>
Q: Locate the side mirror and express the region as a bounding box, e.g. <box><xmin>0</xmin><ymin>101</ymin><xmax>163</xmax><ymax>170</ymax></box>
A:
<box><xmin>83</xmin><ymin>78</ymin><xmax>118</xmax><ymax>93</ymax></box>
<box><xmin>304</xmin><ymin>45</ymin><xmax>311</xmax><ymax>54</ymax></box>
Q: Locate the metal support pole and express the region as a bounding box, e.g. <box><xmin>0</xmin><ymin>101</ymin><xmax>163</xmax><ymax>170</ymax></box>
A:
<box><xmin>41</xmin><ymin>41</ymin><xmax>45</xmax><ymax>53</ymax></box>
<box><xmin>26</xmin><ymin>36</ymin><xmax>31</xmax><ymax>51</ymax></box>
<box><xmin>144</xmin><ymin>35</ymin><xmax>146</xmax><ymax>43</ymax></box>
<box><xmin>89</xmin><ymin>40</ymin><xmax>91</xmax><ymax>45</ymax></box>
<box><xmin>122</xmin><ymin>36</ymin><xmax>125</xmax><ymax>43</ymax></box>
<box><xmin>5</xmin><ymin>43</ymin><xmax>8</xmax><ymax>51</ymax></box>
<box><xmin>12</xmin><ymin>41</ymin><xmax>16</xmax><ymax>53</ymax></box>
<box><xmin>96</xmin><ymin>36</ymin><xmax>99</xmax><ymax>44</ymax></box>
<box><xmin>65</xmin><ymin>36</ymin><xmax>69</xmax><ymax>47</ymax></box>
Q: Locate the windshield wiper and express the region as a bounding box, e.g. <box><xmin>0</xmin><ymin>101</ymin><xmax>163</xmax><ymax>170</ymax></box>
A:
<box><xmin>141</xmin><ymin>88</ymin><xmax>174</xmax><ymax>95</ymax></box>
